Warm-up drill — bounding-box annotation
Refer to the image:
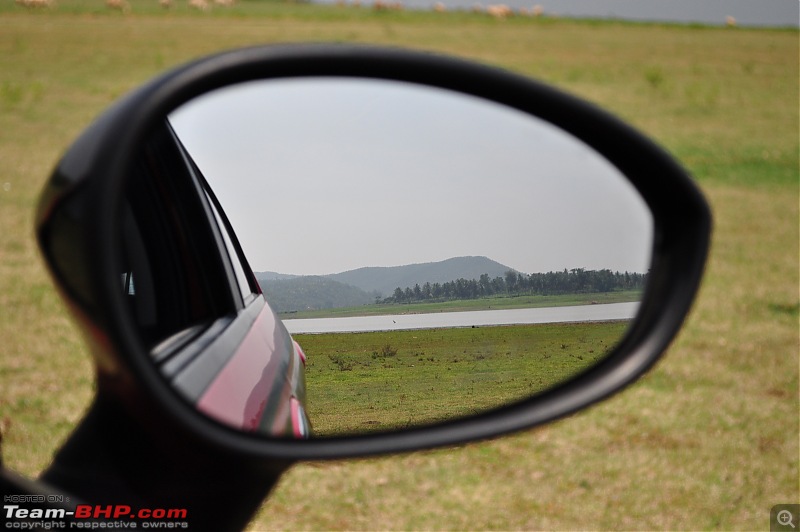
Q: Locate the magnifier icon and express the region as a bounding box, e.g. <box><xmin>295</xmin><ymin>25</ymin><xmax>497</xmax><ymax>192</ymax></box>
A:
<box><xmin>778</xmin><ymin>510</ymin><xmax>796</xmax><ymax>528</ymax></box>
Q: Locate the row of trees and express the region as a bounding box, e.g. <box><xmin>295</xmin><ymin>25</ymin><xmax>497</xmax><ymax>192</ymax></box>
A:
<box><xmin>382</xmin><ymin>269</ymin><xmax>647</xmax><ymax>304</ymax></box>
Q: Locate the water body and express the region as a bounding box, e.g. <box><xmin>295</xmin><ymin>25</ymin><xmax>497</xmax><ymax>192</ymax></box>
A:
<box><xmin>282</xmin><ymin>301</ymin><xmax>638</xmax><ymax>333</ymax></box>
<box><xmin>316</xmin><ymin>0</ymin><xmax>799</xmax><ymax>27</ymax></box>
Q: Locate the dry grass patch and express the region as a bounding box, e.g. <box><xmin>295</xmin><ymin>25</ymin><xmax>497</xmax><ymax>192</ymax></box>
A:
<box><xmin>0</xmin><ymin>6</ymin><xmax>796</xmax><ymax>530</ymax></box>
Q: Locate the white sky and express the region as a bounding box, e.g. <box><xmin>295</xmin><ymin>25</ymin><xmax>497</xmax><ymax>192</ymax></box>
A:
<box><xmin>170</xmin><ymin>78</ymin><xmax>652</xmax><ymax>276</ymax></box>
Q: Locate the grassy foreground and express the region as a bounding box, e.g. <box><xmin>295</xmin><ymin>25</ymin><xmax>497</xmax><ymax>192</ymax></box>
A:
<box><xmin>300</xmin><ymin>322</ymin><xmax>627</xmax><ymax>436</ymax></box>
<box><xmin>0</xmin><ymin>2</ymin><xmax>797</xmax><ymax>530</ymax></box>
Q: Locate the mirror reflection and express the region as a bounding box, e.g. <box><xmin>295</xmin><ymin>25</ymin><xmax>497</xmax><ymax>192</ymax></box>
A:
<box><xmin>162</xmin><ymin>78</ymin><xmax>652</xmax><ymax>437</ymax></box>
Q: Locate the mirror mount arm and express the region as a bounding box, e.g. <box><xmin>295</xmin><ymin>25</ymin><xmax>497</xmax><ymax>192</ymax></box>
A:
<box><xmin>39</xmin><ymin>393</ymin><xmax>291</xmax><ymax>529</ymax></box>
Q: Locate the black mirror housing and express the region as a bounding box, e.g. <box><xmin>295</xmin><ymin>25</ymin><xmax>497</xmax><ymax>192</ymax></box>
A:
<box><xmin>27</xmin><ymin>43</ymin><xmax>710</xmax><ymax>529</ymax></box>
<box><xmin>37</xmin><ymin>43</ymin><xmax>710</xmax><ymax>459</ymax></box>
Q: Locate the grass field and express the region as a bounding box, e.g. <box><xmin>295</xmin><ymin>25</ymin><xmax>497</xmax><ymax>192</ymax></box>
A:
<box><xmin>300</xmin><ymin>321</ymin><xmax>627</xmax><ymax>435</ymax></box>
<box><xmin>0</xmin><ymin>2</ymin><xmax>797</xmax><ymax>530</ymax></box>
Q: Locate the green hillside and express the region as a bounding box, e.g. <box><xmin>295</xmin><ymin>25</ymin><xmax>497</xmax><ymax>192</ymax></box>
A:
<box><xmin>257</xmin><ymin>275</ymin><xmax>376</xmax><ymax>313</ymax></box>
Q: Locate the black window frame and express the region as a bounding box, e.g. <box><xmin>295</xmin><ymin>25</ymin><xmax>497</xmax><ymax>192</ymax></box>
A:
<box><xmin>120</xmin><ymin>120</ymin><xmax>257</xmax><ymax>363</ymax></box>
<box><xmin>168</xmin><ymin>121</ymin><xmax>261</xmax><ymax>306</ymax></box>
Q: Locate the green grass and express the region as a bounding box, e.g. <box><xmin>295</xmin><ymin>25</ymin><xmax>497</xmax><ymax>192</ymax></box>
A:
<box><xmin>0</xmin><ymin>3</ymin><xmax>796</xmax><ymax>530</ymax></box>
<box><xmin>300</xmin><ymin>322</ymin><xmax>627</xmax><ymax>435</ymax></box>
<box><xmin>281</xmin><ymin>290</ymin><xmax>642</xmax><ymax>319</ymax></box>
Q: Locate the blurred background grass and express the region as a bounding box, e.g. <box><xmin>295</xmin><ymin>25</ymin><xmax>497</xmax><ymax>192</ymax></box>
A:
<box><xmin>0</xmin><ymin>1</ymin><xmax>797</xmax><ymax>529</ymax></box>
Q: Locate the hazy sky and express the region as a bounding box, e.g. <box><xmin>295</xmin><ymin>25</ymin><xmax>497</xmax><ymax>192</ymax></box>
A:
<box><xmin>170</xmin><ymin>78</ymin><xmax>653</xmax><ymax>276</ymax></box>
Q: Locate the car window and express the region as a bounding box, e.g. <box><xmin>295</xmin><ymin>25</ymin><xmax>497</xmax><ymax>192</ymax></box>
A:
<box><xmin>119</xmin><ymin>122</ymin><xmax>236</xmax><ymax>352</ymax></box>
<box><xmin>205</xmin><ymin>190</ymin><xmax>257</xmax><ymax>303</ymax></box>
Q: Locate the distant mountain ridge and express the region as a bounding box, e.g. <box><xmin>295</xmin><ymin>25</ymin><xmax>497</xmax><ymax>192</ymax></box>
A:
<box><xmin>254</xmin><ymin>256</ymin><xmax>515</xmax><ymax>313</ymax></box>
<box><xmin>255</xmin><ymin>272</ymin><xmax>300</xmax><ymax>281</ymax></box>
<box><xmin>327</xmin><ymin>256</ymin><xmax>514</xmax><ymax>297</ymax></box>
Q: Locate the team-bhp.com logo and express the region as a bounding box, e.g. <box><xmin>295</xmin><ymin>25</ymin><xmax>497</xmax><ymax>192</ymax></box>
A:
<box><xmin>4</xmin><ymin>498</ymin><xmax>189</xmax><ymax>529</ymax></box>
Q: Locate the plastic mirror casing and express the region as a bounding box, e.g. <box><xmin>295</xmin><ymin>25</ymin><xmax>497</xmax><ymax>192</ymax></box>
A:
<box><xmin>36</xmin><ymin>44</ymin><xmax>711</xmax><ymax>465</ymax></box>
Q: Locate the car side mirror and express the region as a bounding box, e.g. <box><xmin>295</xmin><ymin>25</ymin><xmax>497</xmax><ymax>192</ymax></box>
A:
<box><xmin>36</xmin><ymin>44</ymin><xmax>710</xmax><ymax>460</ymax></box>
<box><xmin>39</xmin><ymin>46</ymin><xmax>709</xmax><ymax>459</ymax></box>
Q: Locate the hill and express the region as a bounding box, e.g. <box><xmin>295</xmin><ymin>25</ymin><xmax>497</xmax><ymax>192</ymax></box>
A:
<box><xmin>327</xmin><ymin>256</ymin><xmax>514</xmax><ymax>298</ymax></box>
<box><xmin>254</xmin><ymin>256</ymin><xmax>516</xmax><ymax>312</ymax></box>
<box><xmin>255</xmin><ymin>271</ymin><xmax>300</xmax><ymax>282</ymax></box>
<box><xmin>256</xmin><ymin>275</ymin><xmax>376</xmax><ymax>314</ymax></box>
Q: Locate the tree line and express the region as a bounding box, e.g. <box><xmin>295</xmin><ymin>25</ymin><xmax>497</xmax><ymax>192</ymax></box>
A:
<box><xmin>381</xmin><ymin>269</ymin><xmax>647</xmax><ymax>304</ymax></box>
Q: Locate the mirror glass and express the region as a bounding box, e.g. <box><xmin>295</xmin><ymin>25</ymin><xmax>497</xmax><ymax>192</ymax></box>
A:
<box><xmin>166</xmin><ymin>78</ymin><xmax>653</xmax><ymax>437</ymax></box>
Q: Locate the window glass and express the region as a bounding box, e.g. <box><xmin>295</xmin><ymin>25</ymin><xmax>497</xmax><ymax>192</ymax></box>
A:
<box><xmin>119</xmin><ymin>122</ymin><xmax>231</xmax><ymax>351</ymax></box>
<box><xmin>206</xmin><ymin>192</ymin><xmax>255</xmax><ymax>301</ymax></box>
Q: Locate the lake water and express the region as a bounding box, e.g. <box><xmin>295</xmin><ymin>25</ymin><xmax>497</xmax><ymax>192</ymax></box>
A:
<box><xmin>282</xmin><ymin>301</ymin><xmax>638</xmax><ymax>333</ymax></box>
<box><xmin>315</xmin><ymin>0</ymin><xmax>799</xmax><ymax>27</ymax></box>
